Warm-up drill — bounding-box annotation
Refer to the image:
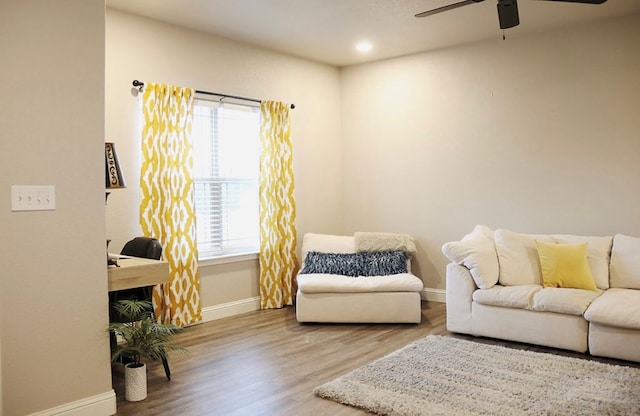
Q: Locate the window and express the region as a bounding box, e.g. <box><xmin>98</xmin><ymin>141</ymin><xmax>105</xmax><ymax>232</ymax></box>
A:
<box><xmin>192</xmin><ymin>99</ymin><xmax>260</xmax><ymax>260</ymax></box>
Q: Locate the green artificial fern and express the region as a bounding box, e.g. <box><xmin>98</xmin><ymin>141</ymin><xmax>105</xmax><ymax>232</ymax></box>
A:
<box><xmin>108</xmin><ymin>299</ymin><xmax>187</xmax><ymax>366</ymax></box>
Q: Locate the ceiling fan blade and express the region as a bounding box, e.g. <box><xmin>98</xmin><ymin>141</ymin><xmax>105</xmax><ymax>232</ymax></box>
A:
<box><xmin>534</xmin><ymin>0</ymin><xmax>607</xmax><ymax>3</ymax></box>
<box><xmin>415</xmin><ymin>0</ymin><xmax>485</xmax><ymax>18</ymax></box>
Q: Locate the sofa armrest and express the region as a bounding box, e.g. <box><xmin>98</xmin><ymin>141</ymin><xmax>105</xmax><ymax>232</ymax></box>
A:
<box><xmin>446</xmin><ymin>263</ymin><xmax>477</xmax><ymax>334</ymax></box>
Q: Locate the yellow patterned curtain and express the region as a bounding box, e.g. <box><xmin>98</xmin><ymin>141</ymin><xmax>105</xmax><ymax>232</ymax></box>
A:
<box><xmin>140</xmin><ymin>83</ymin><xmax>201</xmax><ymax>326</ymax></box>
<box><xmin>259</xmin><ymin>101</ymin><xmax>299</xmax><ymax>309</ymax></box>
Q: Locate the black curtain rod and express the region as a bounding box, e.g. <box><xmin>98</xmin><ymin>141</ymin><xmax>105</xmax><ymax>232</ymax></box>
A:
<box><xmin>132</xmin><ymin>80</ymin><xmax>295</xmax><ymax>109</ymax></box>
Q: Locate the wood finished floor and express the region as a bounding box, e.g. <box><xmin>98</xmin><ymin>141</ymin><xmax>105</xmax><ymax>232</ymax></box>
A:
<box><xmin>113</xmin><ymin>301</ymin><xmax>446</xmax><ymax>415</ymax></box>
<box><xmin>112</xmin><ymin>301</ymin><xmax>639</xmax><ymax>416</ymax></box>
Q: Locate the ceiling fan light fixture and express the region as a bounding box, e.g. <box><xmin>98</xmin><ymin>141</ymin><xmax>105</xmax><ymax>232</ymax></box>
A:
<box><xmin>497</xmin><ymin>0</ymin><xmax>520</xmax><ymax>29</ymax></box>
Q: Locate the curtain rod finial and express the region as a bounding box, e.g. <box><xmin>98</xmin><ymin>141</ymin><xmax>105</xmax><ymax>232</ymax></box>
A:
<box><xmin>290</xmin><ymin>103</ymin><xmax>295</xmax><ymax>109</ymax></box>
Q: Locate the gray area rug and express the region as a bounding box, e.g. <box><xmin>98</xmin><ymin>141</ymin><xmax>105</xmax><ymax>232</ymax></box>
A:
<box><xmin>314</xmin><ymin>335</ymin><xmax>640</xmax><ymax>415</ymax></box>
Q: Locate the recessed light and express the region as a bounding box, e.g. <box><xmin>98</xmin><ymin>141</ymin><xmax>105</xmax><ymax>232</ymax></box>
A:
<box><xmin>356</xmin><ymin>42</ymin><xmax>372</xmax><ymax>53</ymax></box>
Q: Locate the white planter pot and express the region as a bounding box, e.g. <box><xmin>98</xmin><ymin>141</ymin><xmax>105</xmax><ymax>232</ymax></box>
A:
<box><xmin>125</xmin><ymin>362</ymin><xmax>147</xmax><ymax>402</ymax></box>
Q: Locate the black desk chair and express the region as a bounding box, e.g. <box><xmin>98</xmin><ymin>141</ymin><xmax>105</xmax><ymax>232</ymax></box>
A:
<box><xmin>121</xmin><ymin>236</ymin><xmax>163</xmax><ymax>261</ymax></box>
<box><xmin>110</xmin><ymin>237</ymin><xmax>172</xmax><ymax>380</ymax></box>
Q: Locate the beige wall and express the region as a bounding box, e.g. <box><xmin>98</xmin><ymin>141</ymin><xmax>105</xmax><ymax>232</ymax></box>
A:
<box><xmin>341</xmin><ymin>14</ymin><xmax>640</xmax><ymax>292</ymax></box>
<box><xmin>107</xmin><ymin>9</ymin><xmax>640</xmax><ymax>309</ymax></box>
<box><xmin>106</xmin><ymin>10</ymin><xmax>343</xmax><ymax>313</ymax></box>
<box><xmin>0</xmin><ymin>1</ymin><xmax>114</xmax><ymax>415</ymax></box>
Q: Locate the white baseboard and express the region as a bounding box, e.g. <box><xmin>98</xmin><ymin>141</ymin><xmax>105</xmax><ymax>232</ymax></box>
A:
<box><xmin>200</xmin><ymin>296</ymin><xmax>261</xmax><ymax>323</ymax></box>
<box><xmin>422</xmin><ymin>287</ymin><xmax>445</xmax><ymax>303</ymax></box>
<box><xmin>28</xmin><ymin>390</ymin><xmax>116</xmax><ymax>416</ymax></box>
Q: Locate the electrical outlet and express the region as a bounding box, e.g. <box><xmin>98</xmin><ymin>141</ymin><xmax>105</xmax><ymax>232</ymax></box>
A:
<box><xmin>11</xmin><ymin>185</ymin><xmax>56</xmax><ymax>211</ymax></box>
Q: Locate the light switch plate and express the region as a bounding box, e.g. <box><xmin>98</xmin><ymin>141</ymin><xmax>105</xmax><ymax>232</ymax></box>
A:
<box><xmin>11</xmin><ymin>185</ymin><xmax>56</xmax><ymax>211</ymax></box>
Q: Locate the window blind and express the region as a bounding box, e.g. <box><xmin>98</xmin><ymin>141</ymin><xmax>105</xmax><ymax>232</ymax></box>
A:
<box><xmin>192</xmin><ymin>99</ymin><xmax>260</xmax><ymax>259</ymax></box>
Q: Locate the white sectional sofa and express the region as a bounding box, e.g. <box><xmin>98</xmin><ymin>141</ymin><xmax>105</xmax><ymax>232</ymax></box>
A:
<box><xmin>443</xmin><ymin>225</ymin><xmax>640</xmax><ymax>362</ymax></box>
<box><xmin>296</xmin><ymin>232</ymin><xmax>424</xmax><ymax>323</ymax></box>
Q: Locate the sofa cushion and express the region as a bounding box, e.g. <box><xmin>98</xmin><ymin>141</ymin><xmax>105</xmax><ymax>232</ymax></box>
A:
<box><xmin>535</xmin><ymin>241</ymin><xmax>597</xmax><ymax>291</ymax></box>
<box><xmin>297</xmin><ymin>273</ymin><xmax>424</xmax><ymax>294</ymax></box>
<box><xmin>610</xmin><ymin>234</ymin><xmax>640</xmax><ymax>289</ymax></box>
<box><xmin>472</xmin><ymin>284</ymin><xmax>542</xmax><ymax>310</ymax></box>
<box><xmin>495</xmin><ymin>229</ymin><xmax>555</xmax><ymax>286</ymax></box>
<box><xmin>553</xmin><ymin>235</ymin><xmax>612</xmax><ymax>290</ymax></box>
<box><xmin>531</xmin><ymin>287</ymin><xmax>601</xmax><ymax>316</ymax></box>
<box><xmin>584</xmin><ymin>288</ymin><xmax>640</xmax><ymax>330</ymax></box>
<box><xmin>441</xmin><ymin>225</ymin><xmax>498</xmax><ymax>289</ymax></box>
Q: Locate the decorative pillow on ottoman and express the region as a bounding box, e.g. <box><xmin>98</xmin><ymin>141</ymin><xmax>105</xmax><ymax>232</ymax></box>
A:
<box><xmin>301</xmin><ymin>252</ymin><xmax>360</xmax><ymax>277</ymax></box>
<box><xmin>300</xmin><ymin>251</ymin><xmax>408</xmax><ymax>277</ymax></box>
<box><xmin>358</xmin><ymin>251</ymin><xmax>408</xmax><ymax>276</ymax></box>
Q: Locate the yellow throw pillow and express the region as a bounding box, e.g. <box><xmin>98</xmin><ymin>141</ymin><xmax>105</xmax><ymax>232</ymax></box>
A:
<box><xmin>535</xmin><ymin>241</ymin><xmax>597</xmax><ymax>291</ymax></box>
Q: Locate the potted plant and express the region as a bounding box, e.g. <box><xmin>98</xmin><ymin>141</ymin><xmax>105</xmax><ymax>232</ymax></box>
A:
<box><xmin>109</xmin><ymin>299</ymin><xmax>187</xmax><ymax>401</ymax></box>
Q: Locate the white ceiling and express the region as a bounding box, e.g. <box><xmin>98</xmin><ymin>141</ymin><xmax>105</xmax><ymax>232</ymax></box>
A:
<box><xmin>106</xmin><ymin>0</ymin><xmax>640</xmax><ymax>67</ymax></box>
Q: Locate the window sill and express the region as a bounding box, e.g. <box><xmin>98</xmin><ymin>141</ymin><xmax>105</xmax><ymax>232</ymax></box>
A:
<box><xmin>198</xmin><ymin>252</ymin><xmax>258</xmax><ymax>267</ymax></box>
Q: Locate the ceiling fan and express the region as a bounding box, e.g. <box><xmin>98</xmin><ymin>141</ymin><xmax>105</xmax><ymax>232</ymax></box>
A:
<box><xmin>415</xmin><ymin>0</ymin><xmax>608</xmax><ymax>30</ymax></box>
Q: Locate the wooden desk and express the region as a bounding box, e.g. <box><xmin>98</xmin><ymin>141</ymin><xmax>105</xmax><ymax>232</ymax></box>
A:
<box><xmin>107</xmin><ymin>255</ymin><xmax>169</xmax><ymax>292</ymax></box>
